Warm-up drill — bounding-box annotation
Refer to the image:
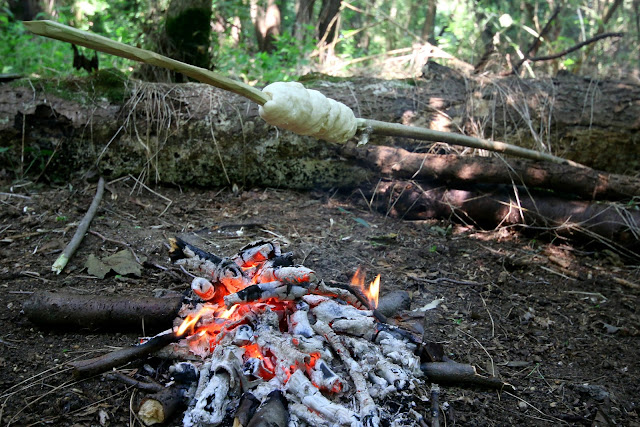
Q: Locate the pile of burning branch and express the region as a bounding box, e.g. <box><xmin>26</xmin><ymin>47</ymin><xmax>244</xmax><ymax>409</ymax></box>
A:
<box><xmin>25</xmin><ymin>239</ymin><xmax>511</xmax><ymax>426</ymax></box>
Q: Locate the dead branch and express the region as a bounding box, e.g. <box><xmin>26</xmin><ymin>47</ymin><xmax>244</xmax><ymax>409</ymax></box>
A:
<box><xmin>370</xmin><ymin>180</ymin><xmax>640</xmax><ymax>255</ymax></box>
<box><xmin>421</xmin><ymin>361</ymin><xmax>513</xmax><ymax>391</ymax></box>
<box><xmin>528</xmin><ymin>32</ymin><xmax>624</xmax><ymax>62</ymax></box>
<box><xmin>52</xmin><ymin>177</ymin><xmax>105</xmax><ymax>274</ymax></box>
<box><xmin>23</xmin><ymin>291</ymin><xmax>184</xmax><ymax>331</ymax></box>
<box><xmin>348</xmin><ymin>145</ymin><xmax>640</xmax><ymax>200</ymax></box>
<box><xmin>69</xmin><ymin>331</ymin><xmax>179</xmax><ymax>378</ymax></box>
<box><xmin>103</xmin><ymin>371</ymin><xmax>163</xmax><ymax>393</ymax></box>
<box><xmin>525</xmin><ymin>7</ymin><xmax>561</xmax><ymax>58</ymax></box>
<box><xmin>509</xmin><ymin>6</ymin><xmax>561</xmax><ymax>74</ymax></box>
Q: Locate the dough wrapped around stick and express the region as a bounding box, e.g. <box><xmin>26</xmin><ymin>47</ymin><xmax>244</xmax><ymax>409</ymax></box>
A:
<box><xmin>259</xmin><ymin>82</ymin><xmax>357</xmax><ymax>143</ymax></box>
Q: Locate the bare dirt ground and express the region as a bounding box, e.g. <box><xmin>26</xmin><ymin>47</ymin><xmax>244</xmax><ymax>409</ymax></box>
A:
<box><xmin>0</xmin><ymin>177</ymin><xmax>639</xmax><ymax>426</ymax></box>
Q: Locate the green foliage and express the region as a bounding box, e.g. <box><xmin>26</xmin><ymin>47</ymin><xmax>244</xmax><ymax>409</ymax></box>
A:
<box><xmin>217</xmin><ymin>30</ymin><xmax>316</xmax><ymax>84</ymax></box>
<box><xmin>0</xmin><ymin>0</ymin><xmax>636</xmax><ymax>85</ymax></box>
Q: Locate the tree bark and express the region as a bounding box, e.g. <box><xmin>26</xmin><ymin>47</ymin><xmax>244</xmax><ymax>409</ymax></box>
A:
<box><xmin>23</xmin><ymin>291</ymin><xmax>184</xmax><ymax>332</ymax></box>
<box><xmin>138</xmin><ymin>0</ymin><xmax>214</xmax><ymax>82</ymax></box>
<box><xmin>294</xmin><ymin>0</ymin><xmax>315</xmax><ymax>41</ymax></box>
<box><xmin>318</xmin><ymin>0</ymin><xmax>341</xmax><ymax>45</ymax></box>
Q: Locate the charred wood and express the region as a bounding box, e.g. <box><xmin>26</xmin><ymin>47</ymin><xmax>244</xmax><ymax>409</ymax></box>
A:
<box><xmin>69</xmin><ymin>331</ymin><xmax>179</xmax><ymax>378</ymax></box>
<box><xmin>246</xmin><ymin>390</ymin><xmax>289</xmax><ymax>427</ymax></box>
<box><xmin>421</xmin><ymin>361</ymin><xmax>513</xmax><ymax>391</ymax></box>
<box><xmin>351</xmin><ymin>145</ymin><xmax>640</xmax><ymax>201</ymax></box>
<box><xmin>103</xmin><ymin>371</ymin><xmax>164</xmax><ymax>393</ymax></box>
<box><xmin>23</xmin><ymin>291</ymin><xmax>184</xmax><ymax>332</ymax></box>
<box><xmin>371</xmin><ymin>180</ymin><xmax>640</xmax><ymax>254</ymax></box>
<box><xmin>376</xmin><ymin>290</ymin><xmax>411</xmax><ymax>318</ymax></box>
<box><xmin>138</xmin><ymin>385</ymin><xmax>187</xmax><ymax>426</ymax></box>
<box><xmin>234</xmin><ymin>392</ymin><xmax>260</xmax><ymax>427</ymax></box>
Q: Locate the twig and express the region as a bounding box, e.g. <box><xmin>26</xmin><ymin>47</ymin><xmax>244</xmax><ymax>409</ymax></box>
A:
<box><xmin>0</xmin><ymin>192</ymin><xmax>32</xmax><ymax>200</ymax></box>
<box><xmin>88</xmin><ymin>230</ymin><xmax>141</xmax><ymax>264</ymax></box>
<box><xmin>421</xmin><ymin>361</ymin><xmax>513</xmax><ymax>391</ymax></box>
<box><xmin>52</xmin><ymin>177</ymin><xmax>105</xmax><ymax>274</ymax></box>
<box><xmin>103</xmin><ymin>371</ymin><xmax>163</xmax><ymax>393</ymax></box>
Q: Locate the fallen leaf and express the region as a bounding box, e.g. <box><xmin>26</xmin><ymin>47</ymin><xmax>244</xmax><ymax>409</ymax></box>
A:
<box><xmin>85</xmin><ymin>250</ymin><xmax>146</xmax><ymax>279</ymax></box>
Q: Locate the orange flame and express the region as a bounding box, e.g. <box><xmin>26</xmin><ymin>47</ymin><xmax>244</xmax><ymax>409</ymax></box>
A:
<box><xmin>368</xmin><ymin>274</ymin><xmax>380</xmax><ymax>308</ymax></box>
<box><xmin>350</xmin><ymin>267</ymin><xmax>381</xmax><ymax>309</ymax></box>
<box><xmin>219</xmin><ymin>304</ymin><xmax>239</xmax><ymax>319</ymax></box>
<box><xmin>177</xmin><ymin>312</ymin><xmax>203</xmax><ymax>336</ymax></box>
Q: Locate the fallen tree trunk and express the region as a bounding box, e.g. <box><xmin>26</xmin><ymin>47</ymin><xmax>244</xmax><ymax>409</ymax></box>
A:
<box><xmin>369</xmin><ymin>180</ymin><xmax>640</xmax><ymax>255</ymax></box>
<box><xmin>1</xmin><ymin>73</ymin><xmax>639</xmax><ymax>189</ymax></box>
<box><xmin>23</xmin><ymin>291</ymin><xmax>184</xmax><ymax>332</ymax></box>
<box><xmin>350</xmin><ymin>145</ymin><xmax>640</xmax><ymax>201</ymax></box>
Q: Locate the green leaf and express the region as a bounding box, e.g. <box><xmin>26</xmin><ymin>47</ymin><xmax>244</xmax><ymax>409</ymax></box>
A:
<box><xmin>353</xmin><ymin>217</ymin><xmax>370</xmax><ymax>228</ymax></box>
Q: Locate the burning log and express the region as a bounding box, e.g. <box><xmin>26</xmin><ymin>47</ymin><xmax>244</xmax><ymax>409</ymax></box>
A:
<box><xmin>286</xmin><ymin>369</ymin><xmax>359</xmax><ymax>425</ymax></box>
<box><xmin>183</xmin><ymin>347</ymin><xmax>244</xmax><ymax>425</ymax></box>
<box><xmin>23</xmin><ymin>291</ymin><xmax>183</xmax><ymax>332</ymax></box>
<box><xmin>70</xmin><ymin>330</ymin><xmax>180</xmax><ymax>378</ymax></box>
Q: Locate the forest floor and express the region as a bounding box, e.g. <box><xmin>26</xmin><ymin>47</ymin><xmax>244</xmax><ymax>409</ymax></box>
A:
<box><xmin>0</xmin><ymin>177</ymin><xmax>639</xmax><ymax>426</ymax></box>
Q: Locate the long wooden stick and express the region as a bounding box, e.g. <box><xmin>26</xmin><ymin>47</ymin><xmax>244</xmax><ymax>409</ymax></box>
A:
<box><xmin>22</xmin><ymin>20</ymin><xmax>269</xmax><ymax>105</ymax></box>
<box><xmin>24</xmin><ymin>20</ymin><xmax>583</xmax><ymax>167</ymax></box>
<box><xmin>357</xmin><ymin>119</ymin><xmax>586</xmax><ymax>167</ymax></box>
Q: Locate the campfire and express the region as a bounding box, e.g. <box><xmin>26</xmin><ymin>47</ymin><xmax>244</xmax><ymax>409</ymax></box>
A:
<box><xmin>31</xmin><ymin>238</ymin><xmax>508</xmax><ymax>426</ymax></box>
<box><xmin>159</xmin><ymin>238</ymin><xmax>425</xmax><ymax>426</ymax></box>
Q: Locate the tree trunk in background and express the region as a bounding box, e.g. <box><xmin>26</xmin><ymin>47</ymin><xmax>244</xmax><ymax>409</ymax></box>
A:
<box><xmin>421</xmin><ymin>0</ymin><xmax>437</xmax><ymax>44</ymax></box>
<box><xmin>252</xmin><ymin>0</ymin><xmax>282</xmax><ymax>52</ymax></box>
<box><xmin>165</xmin><ymin>0</ymin><xmax>213</xmax><ymax>80</ymax></box>
<box><xmin>294</xmin><ymin>0</ymin><xmax>315</xmax><ymax>41</ymax></box>
<box><xmin>137</xmin><ymin>0</ymin><xmax>213</xmax><ymax>82</ymax></box>
<box><xmin>7</xmin><ymin>0</ymin><xmax>43</xmax><ymax>20</ymax></box>
<box><xmin>318</xmin><ymin>0</ymin><xmax>341</xmax><ymax>45</ymax></box>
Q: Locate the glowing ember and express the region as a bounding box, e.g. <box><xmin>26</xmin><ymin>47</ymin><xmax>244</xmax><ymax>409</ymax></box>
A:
<box><xmin>169</xmin><ymin>239</ymin><xmax>425</xmax><ymax>427</ymax></box>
